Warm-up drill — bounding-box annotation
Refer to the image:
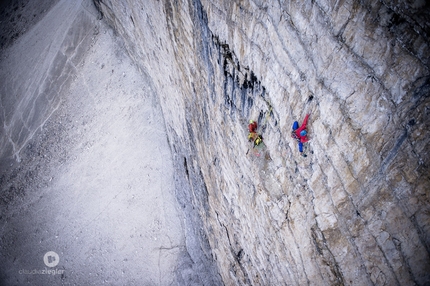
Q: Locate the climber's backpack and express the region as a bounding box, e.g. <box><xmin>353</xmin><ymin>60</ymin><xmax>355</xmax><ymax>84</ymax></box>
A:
<box><xmin>255</xmin><ymin>135</ymin><xmax>263</xmax><ymax>146</ymax></box>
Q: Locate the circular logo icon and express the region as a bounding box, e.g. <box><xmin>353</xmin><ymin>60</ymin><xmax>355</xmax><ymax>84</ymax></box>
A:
<box><xmin>43</xmin><ymin>251</ymin><xmax>60</xmax><ymax>267</ymax></box>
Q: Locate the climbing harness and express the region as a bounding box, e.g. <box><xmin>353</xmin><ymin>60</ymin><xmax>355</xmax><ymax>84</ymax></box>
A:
<box><xmin>248</xmin><ymin>132</ymin><xmax>257</xmax><ymax>141</ymax></box>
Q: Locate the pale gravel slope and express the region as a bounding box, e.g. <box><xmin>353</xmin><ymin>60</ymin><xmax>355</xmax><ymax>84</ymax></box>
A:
<box><xmin>0</xmin><ymin>0</ymin><xmax>194</xmax><ymax>285</ymax></box>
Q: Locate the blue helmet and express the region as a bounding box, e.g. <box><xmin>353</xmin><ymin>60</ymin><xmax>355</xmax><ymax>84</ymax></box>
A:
<box><xmin>292</xmin><ymin>121</ymin><xmax>299</xmax><ymax>130</ymax></box>
<box><xmin>300</xmin><ymin>130</ymin><xmax>307</xmax><ymax>136</ymax></box>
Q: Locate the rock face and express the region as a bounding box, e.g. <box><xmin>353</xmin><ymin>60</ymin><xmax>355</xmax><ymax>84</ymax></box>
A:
<box><xmin>93</xmin><ymin>0</ymin><xmax>430</xmax><ymax>285</ymax></box>
<box><xmin>1</xmin><ymin>0</ymin><xmax>429</xmax><ymax>284</ymax></box>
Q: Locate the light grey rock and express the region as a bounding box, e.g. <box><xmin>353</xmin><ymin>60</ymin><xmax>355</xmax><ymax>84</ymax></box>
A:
<box><xmin>93</xmin><ymin>0</ymin><xmax>430</xmax><ymax>285</ymax></box>
<box><xmin>1</xmin><ymin>0</ymin><xmax>429</xmax><ymax>285</ymax></box>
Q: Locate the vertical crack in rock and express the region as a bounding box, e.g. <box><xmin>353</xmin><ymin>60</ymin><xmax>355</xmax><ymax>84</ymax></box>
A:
<box><xmin>380</xmin><ymin>128</ymin><xmax>408</xmax><ymax>173</ymax></box>
<box><xmin>216</xmin><ymin>211</ymin><xmax>251</xmax><ymax>285</ymax></box>
<box><xmin>311</xmin><ymin>225</ymin><xmax>345</xmax><ymax>286</ymax></box>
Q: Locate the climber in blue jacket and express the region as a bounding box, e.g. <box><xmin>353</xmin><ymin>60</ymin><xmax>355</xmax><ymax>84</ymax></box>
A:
<box><xmin>291</xmin><ymin>114</ymin><xmax>310</xmax><ymax>156</ymax></box>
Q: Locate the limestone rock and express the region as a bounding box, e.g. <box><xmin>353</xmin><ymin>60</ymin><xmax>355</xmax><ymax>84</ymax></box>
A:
<box><xmin>94</xmin><ymin>0</ymin><xmax>430</xmax><ymax>284</ymax></box>
<box><xmin>1</xmin><ymin>0</ymin><xmax>429</xmax><ymax>284</ymax></box>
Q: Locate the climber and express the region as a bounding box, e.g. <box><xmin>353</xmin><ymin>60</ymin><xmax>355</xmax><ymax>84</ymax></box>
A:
<box><xmin>248</xmin><ymin>119</ymin><xmax>258</xmax><ymax>142</ymax></box>
<box><xmin>248</xmin><ymin>120</ymin><xmax>257</xmax><ymax>133</ymax></box>
<box><xmin>291</xmin><ymin>114</ymin><xmax>310</xmax><ymax>156</ymax></box>
<box><xmin>247</xmin><ymin>119</ymin><xmax>264</xmax><ymax>153</ymax></box>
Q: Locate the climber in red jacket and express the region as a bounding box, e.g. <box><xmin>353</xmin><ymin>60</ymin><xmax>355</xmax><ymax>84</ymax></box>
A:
<box><xmin>248</xmin><ymin>120</ymin><xmax>258</xmax><ymax>142</ymax></box>
<box><xmin>291</xmin><ymin>114</ymin><xmax>310</xmax><ymax>155</ymax></box>
<box><xmin>248</xmin><ymin>120</ymin><xmax>257</xmax><ymax>133</ymax></box>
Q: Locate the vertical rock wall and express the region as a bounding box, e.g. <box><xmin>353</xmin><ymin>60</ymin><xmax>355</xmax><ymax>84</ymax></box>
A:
<box><xmin>94</xmin><ymin>0</ymin><xmax>429</xmax><ymax>285</ymax></box>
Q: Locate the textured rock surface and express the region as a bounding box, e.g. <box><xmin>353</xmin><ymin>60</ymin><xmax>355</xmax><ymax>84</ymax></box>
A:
<box><xmin>1</xmin><ymin>0</ymin><xmax>429</xmax><ymax>284</ymax></box>
<box><xmin>94</xmin><ymin>0</ymin><xmax>430</xmax><ymax>285</ymax></box>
